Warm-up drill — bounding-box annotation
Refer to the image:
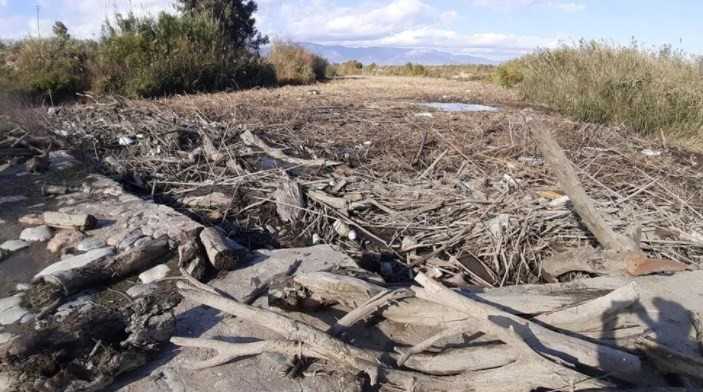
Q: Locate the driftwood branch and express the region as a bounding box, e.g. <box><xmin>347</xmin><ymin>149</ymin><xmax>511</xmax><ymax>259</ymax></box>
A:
<box><xmin>525</xmin><ymin>116</ymin><xmax>638</xmax><ymax>252</ymax></box>
<box><xmin>327</xmin><ymin>288</ymin><xmax>414</xmax><ymax>336</ymax></box>
<box><xmin>414</xmin><ymin>272</ymin><xmax>642</xmax><ymax>382</ymax></box>
<box><xmin>240</xmin><ymin>130</ymin><xmax>342</xmax><ymax>168</ymax></box>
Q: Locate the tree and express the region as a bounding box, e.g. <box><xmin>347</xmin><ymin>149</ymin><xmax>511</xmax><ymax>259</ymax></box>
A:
<box><xmin>177</xmin><ymin>0</ymin><xmax>268</xmax><ymax>51</ymax></box>
<box><xmin>52</xmin><ymin>21</ymin><xmax>70</xmax><ymax>40</ymax></box>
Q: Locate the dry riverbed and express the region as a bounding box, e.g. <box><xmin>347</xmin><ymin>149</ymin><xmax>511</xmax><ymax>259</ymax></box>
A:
<box><xmin>1</xmin><ymin>76</ymin><xmax>703</xmax><ymax>391</ymax></box>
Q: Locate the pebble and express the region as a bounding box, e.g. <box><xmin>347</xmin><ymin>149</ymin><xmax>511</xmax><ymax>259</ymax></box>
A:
<box><xmin>76</xmin><ymin>237</ymin><xmax>107</xmax><ymax>252</ymax></box>
<box><xmin>139</xmin><ymin>264</ymin><xmax>170</xmax><ymax>284</ymax></box>
<box><xmin>20</xmin><ymin>225</ymin><xmax>53</xmax><ymax>242</ymax></box>
<box><xmin>47</xmin><ymin>231</ymin><xmax>86</xmax><ymax>253</ymax></box>
<box><xmin>0</xmin><ymin>240</ymin><xmax>29</xmax><ymax>252</ymax></box>
<box><xmin>127</xmin><ymin>283</ymin><xmax>157</xmax><ymax>298</ymax></box>
<box><xmin>18</xmin><ymin>214</ymin><xmax>44</xmax><ymax>225</ymax></box>
<box><xmin>20</xmin><ymin>313</ymin><xmax>35</xmax><ymax>324</ymax></box>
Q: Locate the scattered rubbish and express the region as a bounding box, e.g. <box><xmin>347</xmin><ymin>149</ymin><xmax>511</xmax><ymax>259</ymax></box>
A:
<box><xmin>518</xmin><ymin>156</ymin><xmax>545</xmax><ymax>166</ymax></box>
<box><xmin>549</xmin><ymin>195</ymin><xmax>572</xmax><ymax>208</ymax></box>
<box><xmin>641</xmin><ymin>149</ymin><xmax>663</xmax><ymax>157</ymax></box>
<box><xmin>118</xmin><ymin>135</ymin><xmax>135</xmax><ymax>146</ymax></box>
<box><xmin>312</xmin><ymin>233</ymin><xmax>323</xmax><ymax>245</ymax></box>
<box><xmin>421</xmin><ymin>102</ymin><xmax>499</xmax><ymax>112</ymax></box>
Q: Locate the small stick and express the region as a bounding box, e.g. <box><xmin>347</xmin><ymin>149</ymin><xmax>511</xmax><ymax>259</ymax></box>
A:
<box><xmin>179</xmin><ymin>267</ymin><xmax>234</xmax><ymax>300</ymax></box>
<box><xmin>395</xmin><ymin>321</ymin><xmax>471</xmax><ymax>367</ymax></box>
<box><xmin>327</xmin><ymin>288</ymin><xmax>414</xmax><ymax>336</ymax></box>
<box><xmin>242</xmin><ymin>259</ymin><xmax>302</xmax><ymax>305</ymax></box>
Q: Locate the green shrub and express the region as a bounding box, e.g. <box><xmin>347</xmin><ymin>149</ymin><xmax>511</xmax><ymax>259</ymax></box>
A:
<box><xmin>515</xmin><ymin>41</ymin><xmax>703</xmax><ymax>143</ymax></box>
<box><xmin>95</xmin><ymin>12</ymin><xmax>273</xmax><ymax>97</ymax></box>
<box><xmin>494</xmin><ymin>59</ymin><xmax>524</xmax><ymax>87</ymax></box>
<box><xmin>266</xmin><ymin>40</ymin><xmax>328</xmax><ymax>85</ymax></box>
<box><xmin>11</xmin><ymin>37</ymin><xmax>94</xmax><ymax>98</ymax></box>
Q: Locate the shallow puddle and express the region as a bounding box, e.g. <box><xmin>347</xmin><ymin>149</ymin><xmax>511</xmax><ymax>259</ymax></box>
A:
<box><xmin>421</xmin><ymin>102</ymin><xmax>499</xmax><ymax>112</ymax></box>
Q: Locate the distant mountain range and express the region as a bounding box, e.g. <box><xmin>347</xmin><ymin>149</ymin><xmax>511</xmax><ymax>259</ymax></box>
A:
<box><xmin>262</xmin><ymin>42</ymin><xmax>500</xmax><ymax>66</ymax></box>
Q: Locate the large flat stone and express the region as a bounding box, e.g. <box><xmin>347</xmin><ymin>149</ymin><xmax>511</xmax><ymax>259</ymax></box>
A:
<box><xmin>0</xmin><ymin>295</ymin><xmax>29</xmax><ymax>325</ymax></box>
<box><xmin>35</xmin><ymin>247</ymin><xmax>115</xmax><ymax>278</ymax></box>
<box><xmin>20</xmin><ymin>225</ymin><xmax>53</xmax><ymax>242</ymax></box>
<box><xmin>0</xmin><ymin>240</ymin><xmax>29</xmax><ymax>252</ymax></box>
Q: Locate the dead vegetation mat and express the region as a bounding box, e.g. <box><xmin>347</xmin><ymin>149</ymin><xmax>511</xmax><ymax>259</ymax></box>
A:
<box><xmin>45</xmin><ymin>79</ymin><xmax>703</xmax><ymax>287</ymax></box>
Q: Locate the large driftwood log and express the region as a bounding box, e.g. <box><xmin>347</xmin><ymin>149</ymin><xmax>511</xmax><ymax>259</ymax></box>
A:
<box><xmin>414</xmin><ymin>272</ymin><xmax>642</xmax><ymax>382</ymax></box>
<box><xmin>525</xmin><ymin>116</ymin><xmax>638</xmax><ymax>252</ymax></box>
<box><xmin>43</xmin><ymin>211</ymin><xmax>97</xmax><ymax>231</ymax></box>
<box><xmin>172</xmin><ymin>282</ymin><xmax>608</xmax><ymax>391</ymax></box>
<box><xmin>273</xmin><ymin>181</ymin><xmax>306</xmax><ymax>223</ymax></box>
<box><xmin>41</xmin><ymin>237</ymin><xmax>171</xmax><ymax>297</ymax></box>
<box><xmin>199</xmin><ymin>227</ymin><xmax>247</xmax><ymax>270</ymax></box>
<box><xmin>240</xmin><ymin>130</ymin><xmax>342</xmax><ymax>168</ymax></box>
<box><xmin>542</xmin><ymin>248</ymin><xmax>690</xmax><ymax>277</ymax></box>
<box><xmin>534</xmin><ymin>282</ymin><xmax>639</xmax><ymax>332</ymax></box>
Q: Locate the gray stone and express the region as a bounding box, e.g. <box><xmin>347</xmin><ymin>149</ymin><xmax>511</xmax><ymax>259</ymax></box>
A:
<box><xmin>133</xmin><ymin>237</ymin><xmax>152</xmax><ymax>247</ymax></box>
<box><xmin>35</xmin><ymin>247</ymin><xmax>115</xmax><ymax>278</ymax></box>
<box><xmin>127</xmin><ymin>283</ymin><xmax>157</xmax><ymax>298</ymax></box>
<box><xmin>49</xmin><ymin>150</ymin><xmax>79</xmax><ymax>171</ymax></box>
<box><xmin>15</xmin><ymin>283</ymin><xmax>29</xmax><ymax>292</ymax></box>
<box><xmin>0</xmin><ymin>332</ymin><xmax>15</xmax><ymax>345</ymax></box>
<box><xmin>0</xmin><ymin>195</ymin><xmax>27</xmax><ymax>205</ymax></box>
<box><xmin>20</xmin><ymin>225</ymin><xmax>53</xmax><ymax>242</ymax></box>
<box><xmin>20</xmin><ymin>313</ymin><xmax>35</xmax><ymax>324</ymax></box>
<box><xmin>0</xmin><ymin>239</ymin><xmax>29</xmax><ymax>252</ymax></box>
<box><xmin>139</xmin><ymin>264</ymin><xmax>170</xmax><ymax>284</ymax></box>
<box><xmin>118</xmin><ymin>232</ymin><xmax>144</xmax><ymax>250</ymax></box>
<box><xmin>0</xmin><ymin>295</ymin><xmax>29</xmax><ymax>325</ymax></box>
<box><xmin>76</xmin><ymin>237</ymin><xmax>107</xmax><ymax>252</ymax></box>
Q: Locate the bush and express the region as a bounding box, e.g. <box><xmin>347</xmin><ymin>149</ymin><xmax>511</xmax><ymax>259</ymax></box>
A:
<box><xmin>266</xmin><ymin>40</ymin><xmax>328</xmax><ymax>85</ymax></box>
<box><xmin>494</xmin><ymin>59</ymin><xmax>523</xmax><ymax>87</ymax></box>
<box><xmin>94</xmin><ymin>12</ymin><xmax>274</xmax><ymax>97</ymax></box>
<box><xmin>514</xmin><ymin>41</ymin><xmax>703</xmax><ymax>143</ymax></box>
<box><xmin>9</xmin><ymin>37</ymin><xmax>95</xmax><ymax>99</ymax></box>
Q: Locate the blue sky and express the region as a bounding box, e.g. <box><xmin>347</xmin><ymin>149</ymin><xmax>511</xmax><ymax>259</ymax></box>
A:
<box><xmin>0</xmin><ymin>0</ymin><xmax>701</xmax><ymax>60</ymax></box>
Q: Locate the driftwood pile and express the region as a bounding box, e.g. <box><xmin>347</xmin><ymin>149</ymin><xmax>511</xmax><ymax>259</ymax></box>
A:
<box><xmin>33</xmin><ymin>96</ymin><xmax>703</xmax><ymax>390</ymax></box>
<box><xmin>47</xmin><ymin>99</ymin><xmax>703</xmax><ymax>287</ymax></box>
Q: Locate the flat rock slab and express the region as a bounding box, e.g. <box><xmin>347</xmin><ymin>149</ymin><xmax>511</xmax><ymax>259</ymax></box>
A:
<box><xmin>0</xmin><ymin>240</ymin><xmax>29</xmax><ymax>252</ymax></box>
<box><xmin>127</xmin><ymin>283</ymin><xmax>158</xmax><ymax>298</ymax></box>
<box><xmin>114</xmin><ymin>244</ymin><xmax>360</xmax><ymax>392</ymax></box>
<box><xmin>47</xmin><ymin>231</ymin><xmax>86</xmax><ymax>253</ymax></box>
<box><xmin>19</xmin><ymin>225</ymin><xmax>53</xmax><ymax>242</ymax></box>
<box><xmin>0</xmin><ymin>196</ymin><xmax>27</xmax><ymax>205</ymax></box>
<box><xmin>0</xmin><ymin>295</ymin><xmax>29</xmax><ymax>326</ymax></box>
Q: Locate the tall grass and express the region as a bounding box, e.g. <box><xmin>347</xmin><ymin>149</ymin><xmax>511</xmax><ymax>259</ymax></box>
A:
<box><xmin>367</xmin><ymin>63</ymin><xmax>496</xmax><ymax>81</ymax></box>
<box><xmin>506</xmin><ymin>41</ymin><xmax>703</xmax><ymax>145</ymax></box>
<box><xmin>266</xmin><ymin>40</ymin><xmax>328</xmax><ymax>85</ymax></box>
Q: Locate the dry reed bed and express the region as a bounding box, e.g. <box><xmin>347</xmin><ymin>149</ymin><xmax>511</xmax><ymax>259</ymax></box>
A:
<box><xmin>52</xmin><ymin>77</ymin><xmax>703</xmax><ymax>286</ymax></box>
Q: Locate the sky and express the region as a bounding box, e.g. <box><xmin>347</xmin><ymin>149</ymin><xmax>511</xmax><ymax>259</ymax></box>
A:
<box><xmin>0</xmin><ymin>0</ymin><xmax>701</xmax><ymax>60</ymax></box>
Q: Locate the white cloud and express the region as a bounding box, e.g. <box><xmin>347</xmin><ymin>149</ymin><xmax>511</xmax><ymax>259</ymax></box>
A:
<box><xmin>0</xmin><ymin>0</ymin><xmax>7</xmax><ymax>8</ymax></box>
<box><xmin>473</xmin><ymin>0</ymin><xmax>585</xmax><ymax>12</ymax></box>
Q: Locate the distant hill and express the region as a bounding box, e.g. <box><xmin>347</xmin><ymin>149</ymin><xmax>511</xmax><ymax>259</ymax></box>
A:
<box><xmin>262</xmin><ymin>42</ymin><xmax>499</xmax><ymax>66</ymax></box>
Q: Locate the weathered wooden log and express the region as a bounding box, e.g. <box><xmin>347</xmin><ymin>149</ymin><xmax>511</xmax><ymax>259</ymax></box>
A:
<box><xmin>526</xmin><ymin>116</ymin><xmax>638</xmax><ymax>252</ymax></box>
<box><xmin>542</xmin><ymin>248</ymin><xmax>690</xmax><ymax>277</ymax></box>
<box><xmin>43</xmin><ymin>211</ymin><xmax>97</xmax><ymax>231</ymax></box>
<box><xmin>414</xmin><ymin>273</ymin><xmax>642</xmax><ymax>382</ymax></box>
<box><xmin>38</xmin><ymin>237</ymin><xmax>170</xmax><ymax>298</ymax></box>
<box><xmin>240</xmin><ymin>130</ymin><xmax>342</xmax><ymax>168</ymax></box>
<box><xmin>273</xmin><ymin>181</ymin><xmax>305</xmax><ymax>223</ymax></box>
<box><xmin>173</xmin><ymin>283</ymin><xmax>608</xmax><ymax>391</ymax></box>
<box><xmin>199</xmin><ymin>227</ymin><xmax>247</xmax><ymax>270</ymax></box>
<box><xmin>177</xmin><ymin>228</ymin><xmax>207</xmax><ymax>281</ymax></box>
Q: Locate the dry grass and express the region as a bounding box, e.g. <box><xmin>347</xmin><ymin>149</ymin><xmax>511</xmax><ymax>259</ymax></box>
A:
<box><xmin>512</xmin><ymin>42</ymin><xmax>703</xmax><ymax>149</ymax></box>
<box><xmin>50</xmin><ymin>76</ymin><xmax>703</xmax><ymax>286</ymax></box>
